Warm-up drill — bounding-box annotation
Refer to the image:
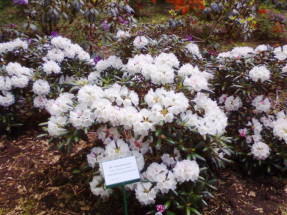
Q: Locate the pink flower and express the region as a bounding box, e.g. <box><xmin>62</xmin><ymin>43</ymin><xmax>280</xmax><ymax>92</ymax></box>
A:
<box><xmin>156</xmin><ymin>204</ymin><xmax>165</xmax><ymax>213</ymax></box>
<box><xmin>239</xmin><ymin>128</ymin><xmax>247</xmax><ymax>137</ymax></box>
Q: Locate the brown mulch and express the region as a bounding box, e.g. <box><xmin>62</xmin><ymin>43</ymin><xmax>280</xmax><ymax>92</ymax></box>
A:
<box><xmin>0</xmin><ymin>132</ymin><xmax>287</xmax><ymax>215</ymax></box>
<box><xmin>203</xmin><ymin>171</ymin><xmax>287</xmax><ymax>215</ymax></box>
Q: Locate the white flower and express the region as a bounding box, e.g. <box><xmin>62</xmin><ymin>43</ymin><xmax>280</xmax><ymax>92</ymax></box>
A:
<box><xmin>178</xmin><ymin>64</ymin><xmax>200</xmax><ymax>77</ymax></box>
<box><xmin>96</xmin><ymin>56</ymin><xmax>123</xmax><ymax>72</ymax></box>
<box><xmin>0</xmin><ymin>76</ymin><xmax>12</xmax><ymax>91</ymax></box>
<box><xmin>0</xmin><ymin>91</ymin><xmax>15</xmax><ymax>107</ymax></box>
<box><xmin>249</xmin><ymin>66</ymin><xmax>270</xmax><ymax>82</ymax></box>
<box><xmin>154</xmin><ymin>53</ymin><xmax>179</xmax><ymax>68</ymax></box>
<box><xmin>189</xmin><ymin>93</ymin><xmax>228</xmax><ymax>136</ymax></box>
<box><xmin>272</xmin><ymin>112</ymin><xmax>287</xmax><ymax>143</ymax></box>
<box><xmin>69</xmin><ymin>105</ymin><xmax>96</xmax><ymax>129</ymax></box>
<box><xmin>126</xmin><ymin>54</ymin><xmax>153</xmax><ymax>75</ymax></box>
<box><xmin>252</xmin><ymin>118</ymin><xmax>263</xmax><ymax>136</ymax></box>
<box><xmin>149</xmin><ymin>64</ymin><xmax>175</xmax><ymax>85</ymax></box>
<box><xmin>88</xmin><ymin>72</ymin><xmax>100</xmax><ymax>83</ymax></box>
<box><xmin>46</xmin><ymin>48</ymin><xmax>65</xmax><ymax>62</ymax></box>
<box><xmin>173</xmin><ymin>160</ymin><xmax>200</xmax><ymax>183</ymax></box>
<box><xmin>46</xmin><ymin>93</ymin><xmax>74</xmax><ymax>116</ymax></box>
<box><xmin>145</xmin><ymin>162</ymin><xmax>169</xmax><ymax>183</ymax></box>
<box><xmin>224</xmin><ymin>96</ymin><xmax>242</xmax><ymax>112</ymax></box>
<box><xmin>183</xmin><ymin>69</ymin><xmax>212</xmax><ymax>92</ymax></box>
<box><xmin>132</xmin><ymin>109</ymin><xmax>155</xmax><ymax>136</ymax></box>
<box><xmin>252</xmin><ymin>95</ymin><xmax>271</xmax><ymax>112</ymax></box>
<box><xmin>230</xmin><ymin>47</ymin><xmax>255</xmax><ymax>58</ymax></box>
<box><xmin>260</xmin><ymin>115</ymin><xmax>274</xmax><ymax>128</ymax></box>
<box><xmin>255</xmin><ymin>44</ymin><xmax>268</xmax><ymax>53</ymax></box>
<box><xmin>274</xmin><ymin>45</ymin><xmax>287</xmax><ymax>61</ymax></box>
<box><xmin>105</xmin><ymin>139</ymin><xmax>130</xmax><ymax>158</ymax></box>
<box><xmin>156</xmin><ymin>171</ymin><xmax>177</xmax><ymax>194</ymax></box>
<box><xmin>251</xmin><ymin>142</ymin><xmax>270</xmax><ymax>160</ymax></box>
<box><xmin>10</xmin><ymin>75</ymin><xmax>29</xmax><ymax>88</ymax></box>
<box><xmin>87</xmin><ymin>147</ymin><xmax>105</xmax><ymax>168</ymax></box>
<box><xmin>77</xmin><ymin>85</ymin><xmax>104</xmax><ymax>107</ymax></box>
<box><xmin>185</xmin><ymin>43</ymin><xmax>202</xmax><ymax>58</ymax></box>
<box><xmin>51</xmin><ymin>36</ymin><xmax>72</xmax><ymax>50</ymax></box>
<box><xmin>132</xmin><ymin>150</ymin><xmax>145</xmax><ymax>171</ymax></box>
<box><xmin>0</xmin><ymin>38</ymin><xmax>28</xmax><ymax>54</ymax></box>
<box><xmin>5</xmin><ymin>62</ymin><xmax>32</xmax><ymax>77</ymax></box>
<box><xmin>97</xmin><ymin>126</ymin><xmax>121</xmax><ymax>142</ymax></box>
<box><xmin>161</xmin><ymin>153</ymin><xmax>176</xmax><ymax>167</ymax></box>
<box><xmin>43</xmin><ymin>61</ymin><xmax>61</xmax><ymax>74</ymax></box>
<box><xmin>116</xmin><ymin>30</ymin><xmax>130</xmax><ymax>39</ymax></box>
<box><xmin>217</xmin><ymin>47</ymin><xmax>255</xmax><ymax>59</ymax></box>
<box><xmin>47</xmin><ymin>115</ymin><xmax>68</xmax><ymax>136</ymax></box>
<box><xmin>90</xmin><ymin>176</ymin><xmax>113</xmax><ymax>199</ymax></box>
<box><xmin>135</xmin><ymin>182</ymin><xmax>158</xmax><ymax>205</ymax></box>
<box><xmin>133</xmin><ymin>36</ymin><xmax>149</xmax><ymax>49</ymax></box>
<box><xmin>32</xmin><ymin>79</ymin><xmax>50</xmax><ymax>95</ymax></box>
<box><xmin>33</xmin><ymin>96</ymin><xmax>48</xmax><ymax>109</ymax></box>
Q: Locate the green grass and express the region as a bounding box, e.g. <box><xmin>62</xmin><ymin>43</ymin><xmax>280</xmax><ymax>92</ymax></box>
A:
<box><xmin>0</xmin><ymin>4</ymin><xmax>22</xmax><ymax>25</ymax></box>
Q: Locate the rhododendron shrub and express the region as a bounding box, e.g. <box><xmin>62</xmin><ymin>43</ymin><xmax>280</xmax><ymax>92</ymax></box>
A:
<box><xmin>0</xmin><ymin>36</ymin><xmax>96</xmax><ymax>132</ymax></box>
<box><xmin>203</xmin><ymin>0</ymin><xmax>257</xmax><ymax>40</ymax></box>
<box><xmin>45</xmin><ymin>48</ymin><xmax>231</xmax><ymax>212</ymax></box>
<box><xmin>14</xmin><ymin>0</ymin><xmax>136</xmax><ymax>40</ymax></box>
<box><xmin>212</xmin><ymin>45</ymin><xmax>287</xmax><ymax>174</ymax></box>
<box><xmin>111</xmin><ymin>31</ymin><xmax>205</xmax><ymax>67</ymax></box>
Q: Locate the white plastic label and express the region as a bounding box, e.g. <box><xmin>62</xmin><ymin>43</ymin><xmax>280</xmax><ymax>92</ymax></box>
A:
<box><xmin>101</xmin><ymin>156</ymin><xmax>140</xmax><ymax>187</ymax></box>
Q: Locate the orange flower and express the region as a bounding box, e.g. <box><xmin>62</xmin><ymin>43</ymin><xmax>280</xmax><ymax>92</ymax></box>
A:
<box><xmin>258</xmin><ymin>8</ymin><xmax>267</xmax><ymax>14</ymax></box>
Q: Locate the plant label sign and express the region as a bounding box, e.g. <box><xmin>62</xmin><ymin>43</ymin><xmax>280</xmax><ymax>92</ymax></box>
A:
<box><xmin>101</xmin><ymin>156</ymin><xmax>140</xmax><ymax>188</ymax></box>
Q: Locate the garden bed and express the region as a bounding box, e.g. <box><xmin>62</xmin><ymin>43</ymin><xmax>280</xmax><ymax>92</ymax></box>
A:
<box><xmin>0</xmin><ymin>132</ymin><xmax>287</xmax><ymax>215</ymax></box>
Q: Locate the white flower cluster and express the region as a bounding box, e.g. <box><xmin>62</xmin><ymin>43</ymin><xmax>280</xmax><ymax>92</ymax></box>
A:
<box><xmin>274</xmin><ymin>45</ymin><xmax>287</xmax><ymax>61</ymax></box>
<box><xmin>127</xmin><ymin>53</ymin><xmax>179</xmax><ymax>85</ymax></box>
<box><xmin>87</xmin><ymin>130</ymin><xmax>146</xmax><ymax>200</ymax></box>
<box><xmin>96</xmin><ymin>56</ymin><xmax>123</xmax><ymax>72</ymax></box>
<box><xmin>0</xmin><ymin>62</ymin><xmax>33</xmax><ymax>107</ymax></box>
<box><xmin>0</xmin><ymin>38</ymin><xmax>28</xmax><ymax>54</ymax></box>
<box><xmin>45</xmin><ymin>36</ymin><xmax>92</xmax><ymax>63</ymax></box>
<box><xmin>217</xmin><ymin>45</ymin><xmax>270</xmax><ymax>59</ymax></box>
<box><xmin>224</xmin><ymin>96</ymin><xmax>242</xmax><ymax>112</ymax></box>
<box><xmin>133</xmin><ymin>36</ymin><xmax>149</xmax><ymax>49</ymax></box>
<box><xmin>181</xmin><ymin>93</ymin><xmax>228</xmax><ymax>136</ymax></box>
<box><xmin>181</xmin><ymin>64</ymin><xmax>213</xmax><ymax>92</ymax></box>
<box><xmin>185</xmin><ymin>43</ymin><xmax>202</xmax><ymax>59</ymax></box>
<box><xmin>134</xmin><ymin>159</ymin><xmax>200</xmax><ymax>205</ymax></box>
<box><xmin>252</xmin><ymin>95</ymin><xmax>271</xmax><ymax>113</ymax></box>
<box><xmin>217</xmin><ymin>46</ymin><xmax>255</xmax><ymax>59</ymax></box>
<box><xmin>248</xmin><ymin>66</ymin><xmax>271</xmax><ymax>82</ymax></box>
<box><xmin>126</xmin><ymin>53</ymin><xmax>212</xmax><ymax>88</ymax></box>
<box><xmin>116</xmin><ymin>30</ymin><xmax>130</xmax><ymax>40</ymax></box>
<box><xmin>46</xmin><ymin>83</ymin><xmax>192</xmax><ymax>137</ymax></box>
<box><xmin>241</xmin><ymin>117</ymin><xmax>271</xmax><ymax>160</ymax></box>
<box><xmin>251</xmin><ymin>141</ymin><xmax>270</xmax><ymax>160</ymax></box>
<box><xmin>272</xmin><ymin>111</ymin><xmax>287</xmax><ymax>144</ymax></box>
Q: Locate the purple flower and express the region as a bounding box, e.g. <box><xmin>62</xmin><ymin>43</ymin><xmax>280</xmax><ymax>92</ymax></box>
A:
<box><xmin>27</xmin><ymin>38</ymin><xmax>33</xmax><ymax>44</ymax></box>
<box><xmin>6</xmin><ymin>24</ymin><xmax>16</xmax><ymax>28</ymax></box>
<box><xmin>118</xmin><ymin>16</ymin><xmax>129</xmax><ymax>25</ymax></box>
<box><xmin>101</xmin><ymin>21</ymin><xmax>111</xmax><ymax>31</ymax></box>
<box><xmin>13</xmin><ymin>0</ymin><xmax>28</xmax><ymax>5</ymax></box>
<box><xmin>50</xmin><ymin>31</ymin><xmax>59</xmax><ymax>37</ymax></box>
<box><xmin>94</xmin><ymin>56</ymin><xmax>102</xmax><ymax>64</ymax></box>
<box><xmin>185</xmin><ymin>35</ymin><xmax>193</xmax><ymax>41</ymax></box>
